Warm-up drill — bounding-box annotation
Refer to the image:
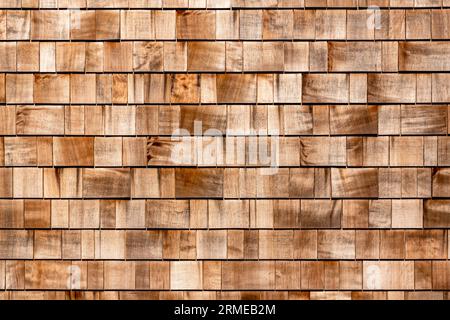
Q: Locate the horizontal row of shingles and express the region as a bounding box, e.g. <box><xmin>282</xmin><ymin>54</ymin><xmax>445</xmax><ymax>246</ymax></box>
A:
<box><xmin>2</xmin><ymin>105</ymin><xmax>449</xmax><ymax>137</ymax></box>
<box><xmin>2</xmin><ymin>198</ymin><xmax>449</xmax><ymax>228</ymax></box>
<box><xmin>3</xmin><ymin>198</ymin><xmax>450</xmax><ymax>228</ymax></box>
<box><xmin>2</xmin><ymin>0</ymin><xmax>450</xmax><ymax>9</ymax></box>
<box><xmin>0</xmin><ymin>41</ymin><xmax>394</xmax><ymax>73</ymax></box>
<box><xmin>0</xmin><ymin>199</ymin><xmax>442</xmax><ymax>229</ymax></box>
<box><xmin>0</xmin><ymin>229</ymin><xmax>448</xmax><ymax>260</ymax></box>
<box><xmin>2</xmin><ymin>9</ymin><xmax>450</xmax><ymax>41</ymax></box>
<box><xmin>1</xmin><ymin>135</ymin><xmax>450</xmax><ymax>167</ymax></box>
<box><xmin>0</xmin><ymin>104</ymin><xmax>447</xmax><ymax>137</ymax></box>
<box><xmin>3</xmin><ymin>167</ymin><xmax>450</xmax><ymax>199</ymax></box>
<box><xmin>1</xmin><ymin>260</ymin><xmax>450</xmax><ymax>290</ymax></box>
<box><xmin>2</xmin><ymin>41</ymin><xmax>450</xmax><ymax>73</ymax></box>
<box><xmin>0</xmin><ymin>291</ymin><xmax>448</xmax><ymax>301</ymax></box>
<box><xmin>4</xmin><ymin>73</ymin><xmax>450</xmax><ymax>103</ymax></box>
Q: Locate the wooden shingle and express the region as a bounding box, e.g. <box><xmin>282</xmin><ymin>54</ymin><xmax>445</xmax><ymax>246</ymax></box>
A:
<box><xmin>69</xmin><ymin>200</ymin><xmax>100</xmax><ymax>228</ymax></box>
<box><xmin>390</xmin><ymin>137</ymin><xmax>424</xmax><ymax>166</ymax></box>
<box><xmin>133</xmin><ymin>42</ymin><xmax>163</xmax><ymax>71</ymax></box>
<box><xmin>401</xmin><ymin>105</ymin><xmax>447</xmax><ymax>134</ymax></box>
<box><xmin>301</xmin><ymin>200</ymin><xmax>341</xmax><ymax>228</ymax></box>
<box><xmin>94</xmin><ymin>137</ymin><xmax>122</xmax><ymax>167</ymax></box>
<box><xmin>6</xmin><ymin>74</ymin><xmax>33</xmax><ymax>104</ymax></box>
<box><xmin>0</xmin><ymin>43</ymin><xmax>16</xmax><ymax>72</ymax></box>
<box><xmin>70</xmin><ymin>10</ymin><xmax>95</xmax><ymax>40</ymax></box>
<box><xmin>240</xmin><ymin>10</ymin><xmax>262</xmax><ymax>40</ymax></box>
<box><xmin>301</xmin><ymin>137</ymin><xmax>346</xmax><ymax>166</ymax></box>
<box><xmin>400</xmin><ymin>42</ymin><xmax>450</xmax><ymax>71</ymax></box>
<box><xmin>209</xmin><ymin>200</ymin><xmax>249</xmax><ymax>228</ymax></box>
<box><xmin>44</xmin><ymin>168</ymin><xmax>83</xmax><ymax>199</ymax></box>
<box><xmin>96</xmin><ymin>10</ymin><xmax>120</xmax><ymax>40</ymax></box>
<box><xmin>126</xmin><ymin>230</ymin><xmax>162</xmax><ymax>259</ymax></box>
<box><xmin>7</xmin><ymin>11</ymin><xmax>31</xmax><ymax>40</ymax></box>
<box><xmin>406</xmin><ymin>9</ymin><xmax>431</xmax><ymax>39</ymax></box>
<box><xmin>154</xmin><ymin>10</ymin><xmax>176</xmax><ymax>39</ymax></box>
<box><xmin>34</xmin><ymin>74</ymin><xmax>70</xmax><ymax>104</ymax></box>
<box><xmin>31</xmin><ymin>11</ymin><xmax>70</xmax><ymax>40</ymax></box>
<box><xmin>0</xmin><ymin>230</ymin><xmax>33</xmax><ymax>259</ymax></box>
<box><xmin>104</xmin><ymin>261</ymin><xmax>135</xmax><ymax>290</ymax></box>
<box><xmin>217</xmin><ymin>74</ymin><xmax>257</xmax><ymax>103</ymax></box>
<box><xmin>0</xmin><ymin>200</ymin><xmax>22</xmax><ymax>227</ymax></box>
<box><xmin>425</xmin><ymin>200</ymin><xmax>450</xmax><ymax>227</ymax></box>
<box><xmin>301</xmin><ymin>261</ymin><xmax>324</xmax><ymax>290</ymax></box>
<box><xmin>434</xmin><ymin>168</ymin><xmax>450</xmax><ymax>196</ymax></box>
<box><xmin>343</xmin><ymin>200</ymin><xmax>369</xmax><ymax>229</ymax></box>
<box><xmin>83</xmin><ymin>169</ymin><xmax>131</xmax><ymax>198</ymax></box>
<box><xmin>24</xmin><ymin>200</ymin><xmax>50</xmax><ymax>228</ymax></box>
<box><xmin>4</xmin><ymin>137</ymin><xmax>37</xmax><ymax>166</ymax></box>
<box><xmin>25</xmin><ymin>261</ymin><xmax>71</xmax><ymax>290</ymax></box>
<box><xmin>329</xmin><ymin>42</ymin><xmax>381</xmax><ymax>72</ymax></box>
<box><xmin>177</xmin><ymin>10</ymin><xmax>215</xmax><ymax>39</ymax></box>
<box><xmin>376</xmin><ymin>10</ymin><xmax>405</xmax><ymax>40</ymax></box>
<box><xmin>392</xmin><ymin>200</ymin><xmax>423</xmax><ymax>228</ymax></box>
<box><xmin>432</xmin><ymin>261</ymin><xmax>450</xmax><ymax>290</ymax></box>
<box><xmin>318</xmin><ymin>230</ymin><xmax>355</xmax><ymax>260</ymax></box>
<box><xmin>216</xmin><ymin>10</ymin><xmax>239</xmax><ymax>40</ymax></box>
<box><xmin>356</xmin><ymin>230</ymin><xmax>379</xmax><ymax>259</ymax></box>
<box><xmin>121</xmin><ymin>10</ymin><xmax>153</xmax><ymax>40</ymax></box>
<box><xmin>53</xmin><ymin>137</ymin><xmax>94</xmax><ymax>167</ymax></box>
<box><xmin>13</xmin><ymin>168</ymin><xmax>43</xmax><ymax>198</ymax></box>
<box><xmin>432</xmin><ymin>9</ymin><xmax>450</xmax><ymax>39</ymax></box>
<box><xmin>146</xmin><ymin>200</ymin><xmax>189</xmax><ymax>228</ymax></box>
<box><xmin>104</xmin><ymin>42</ymin><xmax>133</xmax><ymax>72</ymax></box>
<box><xmin>303</xmin><ymin>74</ymin><xmax>349</xmax><ymax>103</ymax></box>
<box><xmin>170</xmin><ymin>261</ymin><xmax>202</xmax><ymax>290</ymax></box>
<box><xmin>347</xmin><ymin>10</ymin><xmax>374</xmax><ymax>40</ymax></box>
<box><xmin>275</xmin><ymin>261</ymin><xmax>301</xmax><ymax>290</ymax></box>
<box><xmin>222</xmin><ymin>262</ymin><xmax>275</xmax><ymax>290</ymax></box>
<box><xmin>197</xmin><ymin>230</ymin><xmax>227</xmax><ymax>259</ymax></box>
<box><xmin>5</xmin><ymin>260</ymin><xmax>25</xmax><ymax>290</ymax></box>
<box><xmin>56</xmin><ymin>43</ymin><xmax>86</xmax><ymax>72</ymax></box>
<box><xmin>259</xmin><ymin>230</ymin><xmax>294</xmax><ymax>259</ymax></box>
<box><xmin>34</xmin><ymin>230</ymin><xmax>61</xmax><ymax>259</ymax></box>
<box><xmin>368</xmin><ymin>74</ymin><xmax>416</xmax><ymax>103</ymax></box>
<box><xmin>332</xmin><ymin>169</ymin><xmax>379</xmax><ymax>198</ymax></box>
<box><xmin>16</xmin><ymin>106</ymin><xmax>64</xmax><ymax>135</ymax></box>
<box><xmin>406</xmin><ymin>230</ymin><xmax>447</xmax><ymax>259</ymax></box>
<box><xmin>315</xmin><ymin>10</ymin><xmax>346</xmax><ymax>40</ymax></box>
<box><xmin>263</xmin><ymin>10</ymin><xmax>293</xmax><ymax>39</ymax></box>
<box><xmin>363</xmin><ymin>261</ymin><xmax>414</xmax><ymax>290</ymax></box>
<box><xmin>39</xmin><ymin>42</ymin><xmax>56</xmax><ymax>72</ymax></box>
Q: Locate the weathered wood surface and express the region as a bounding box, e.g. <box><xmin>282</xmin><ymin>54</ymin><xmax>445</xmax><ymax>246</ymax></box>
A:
<box><xmin>1</xmin><ymin>2</ymin><xmax>450</xmax><ymax>301</ymax></box>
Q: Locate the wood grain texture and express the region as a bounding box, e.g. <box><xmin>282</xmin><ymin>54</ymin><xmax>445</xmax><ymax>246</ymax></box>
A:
<box><xmin>1</xmin><ymin>4</ymin><xmax>450</xmax><ymax>301</ymax></box>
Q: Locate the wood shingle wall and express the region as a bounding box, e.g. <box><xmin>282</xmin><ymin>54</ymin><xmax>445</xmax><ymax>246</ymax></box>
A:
<box><xmin>1</xmin><ymin>0</ymin><xmax>450</xmax><ymax>300</ymax></box>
